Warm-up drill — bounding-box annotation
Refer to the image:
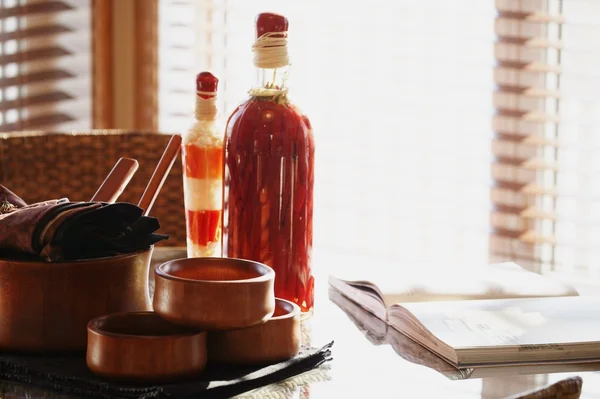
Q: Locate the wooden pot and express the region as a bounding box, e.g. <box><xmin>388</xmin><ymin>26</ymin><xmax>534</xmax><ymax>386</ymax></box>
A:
<box><xmin>0</xmin><ymin>247</ymin><xmax>153</xmax><ymax>352</ymax></box>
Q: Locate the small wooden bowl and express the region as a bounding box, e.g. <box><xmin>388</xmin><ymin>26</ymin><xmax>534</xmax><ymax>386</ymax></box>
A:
<box><xmin>87</xmin><ymin>312</ymin><xmax>207</xmax><ymax>382</ymax></box>
<box><xmin>153</xmin><ymin>257</ymin><xmax>275</xmax><ymax>330</ymax></box>
<box><xmin>208</xmin><ymin>298</ymin><xmax>301</xmax><ymax>365</ymax></box>
<box><xmin>0</xmin><ymin>247</ymin><xmax>153</xmax><ymax>352</ymax></box>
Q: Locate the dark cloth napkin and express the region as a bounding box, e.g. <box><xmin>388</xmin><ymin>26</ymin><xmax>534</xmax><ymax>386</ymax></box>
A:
<box><xmin>0</xmin><ymin>185</ymin><xmax>168</xmax><ymax>262</ymax></box>
<box><xmin>0</xmin><ymin>342</ymin><xmax>333</xmax><ymax>399</ymax></box>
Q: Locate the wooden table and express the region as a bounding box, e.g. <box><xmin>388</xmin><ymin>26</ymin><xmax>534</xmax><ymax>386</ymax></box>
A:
<box><xmin>0</xmin><ymin>248</ymin><xmax>597</xmax><ymax>398</ymax></box>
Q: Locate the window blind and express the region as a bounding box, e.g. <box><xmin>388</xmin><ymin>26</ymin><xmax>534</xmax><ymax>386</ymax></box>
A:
<box><xmin>158</xmin><ymin>0</ymin><xmax>496</xmax><ymax>274</ymax></box>
<box><xmin>0</xmin><ymin>0</ymin><xmax>91</xmax><ymax>133</ymax></box>
<box><xmin>490</xmin><ymin>0</ymin><xmax>600</xmax><ymax>275</ymax></box>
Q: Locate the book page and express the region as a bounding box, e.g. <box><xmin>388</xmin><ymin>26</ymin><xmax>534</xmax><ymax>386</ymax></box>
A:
<box><xmin>395</xmin><ymin>295</ymin><xmax>600</xmax><ymax>350</ymax></box>
<box><xmin>380</xmin><ymin>262</ymin><xmax>578</xmax><ymax>307</ymax></box>
<box><xmin>328</xmin><ymin>276</ymin><xmax>387</xmax><ymax>321</ymax></box>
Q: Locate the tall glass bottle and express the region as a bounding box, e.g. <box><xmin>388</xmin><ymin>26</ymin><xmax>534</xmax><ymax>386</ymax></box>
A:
<box><xmin>182</xmin><ymin>72</ymin><xmax>224</xmax><ymax>257</ymax></box>
<box><xmin>223</xmin><ymin>13</ymin><xmax>315</xmax><ymax>313</ymax></box>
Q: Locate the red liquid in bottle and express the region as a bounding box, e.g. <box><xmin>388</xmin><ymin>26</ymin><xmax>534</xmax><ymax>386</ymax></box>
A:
<box><xmin>224</xmin><ymin>97</ymin><xmax>315</xmax><ymax>312</ymax></box>
<box><xmin>223</xmin><ymin>13</ymin><xmax>315</xmax><ymax>312</ymax></box>
<box><xmin>182</xmin><ymin>72</ymin><xmax>224</xmax><ymax>257</ymax></box>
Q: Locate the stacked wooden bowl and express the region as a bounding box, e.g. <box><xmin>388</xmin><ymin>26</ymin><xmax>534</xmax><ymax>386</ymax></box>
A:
<box><xmin>86</xmin><ymin>257</ymin><xmax>301</xmax><ymax>382</ymax></box>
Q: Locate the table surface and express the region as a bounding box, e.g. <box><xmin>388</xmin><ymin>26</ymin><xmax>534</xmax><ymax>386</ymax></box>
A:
<box><xmin>2</xmin><ymin>248</ymin><xmax>600</xmax><ymax>399</ymax></box>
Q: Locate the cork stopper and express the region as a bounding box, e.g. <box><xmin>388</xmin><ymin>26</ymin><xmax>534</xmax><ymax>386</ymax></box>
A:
<box><xmin>252</xmin><ymin>13</ymin><xmax>289</xmax><ymax>69</ymax></box>
<box><xmin>196</xmin><ymin>72</ymin><xmax>218</xmax><ymax>99</ymax></box>
<box><xmin>195</xmin><ymin>72</ymin><xmax>219</xmax><ymax>120</ymax></box>
<box><xmin>255</xmin><ymin>12</ymin><xmax>288</xmax><ymax>38</ymax></box>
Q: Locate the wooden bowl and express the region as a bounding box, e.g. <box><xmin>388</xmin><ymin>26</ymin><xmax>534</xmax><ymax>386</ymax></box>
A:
<box><xmin>87</xmin><ymin>311</ymin><xmax>206</xmax><ymax>382</ymax></box>
<box><xmin>0</xmin><ymin>248</ymin><xmax>153</xmax><ymax>352</ymax></box>
<box><xmin>153</xmin><ymin>257</ymin><xmax>275</xmax><ymax>330</ymax></box>
<box><xmin>208</xmin><ymin>298</ymin><xmax>301</xmax><ymax>365</ymax></box>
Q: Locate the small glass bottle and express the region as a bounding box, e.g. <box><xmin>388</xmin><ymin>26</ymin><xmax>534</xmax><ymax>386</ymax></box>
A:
<box><xmin>182</xmin><ymin>72</ymin><xmax>224</xmax><ymax>257</ymax></box>
<box><xmin>223</xmin><ymin>13</ymin><xmax>315</xmax><ymax>313</ymax></box>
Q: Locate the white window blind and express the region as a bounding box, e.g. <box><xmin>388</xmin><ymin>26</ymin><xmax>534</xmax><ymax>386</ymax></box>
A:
<box><xmin>0</xmin><ymin>0</ymin><xmax>92</xmax><ymax>132</ymax></box>
<box><xmin>158</xmin><ymin>0</ymin><xmax>497</xmax><ymax>273</ymax></box>
<box><xmin>491</xmin><ymin>0</ymin><xmax>600</xmax><ymax>276</ymax></box>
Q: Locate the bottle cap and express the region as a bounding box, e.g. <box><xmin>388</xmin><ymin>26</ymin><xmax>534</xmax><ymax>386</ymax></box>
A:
<box><xmin>196</xmin><ymin>72</ymin><xmax>218</xmax><ymax>99</ymax></box>
<box><xmin>255</xmin><ymin>12</ymin><xmax>288</xmax><ymax>38</ymax></box>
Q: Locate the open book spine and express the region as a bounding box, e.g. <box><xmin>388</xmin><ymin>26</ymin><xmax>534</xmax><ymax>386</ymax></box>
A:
<box><xmin>328</xmin><ymin>276</ymin><xmax>388</xmax><ymax>322</ymax></box>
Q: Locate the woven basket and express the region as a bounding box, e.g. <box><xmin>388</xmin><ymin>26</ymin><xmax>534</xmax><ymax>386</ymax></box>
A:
<box><xmin>0</xmin><ymin>130</ymin><xmax>186</xmax><ymax>247</ymax></box>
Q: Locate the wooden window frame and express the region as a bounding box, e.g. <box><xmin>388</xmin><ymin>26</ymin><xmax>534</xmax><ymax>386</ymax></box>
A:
<box><xmin>92</xmin><ymin>0</ymin><xmax>158</xmax><ymax>130</ymax></box>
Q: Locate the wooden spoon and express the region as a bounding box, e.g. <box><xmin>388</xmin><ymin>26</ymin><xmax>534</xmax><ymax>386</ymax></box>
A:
<box><xmin>91</xmin><ymin>158</ymin><xmax>139</xmax><ymax>203</ymax></box>
<box><xmin>137</xmin><ymin>135</ymin><xmax>182</xmax><ymax>216</ymax></box>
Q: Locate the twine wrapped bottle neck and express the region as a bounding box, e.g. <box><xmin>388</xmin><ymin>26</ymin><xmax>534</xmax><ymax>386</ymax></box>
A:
<box><xmin>252</xmin><ymin>31</ymin><xmax>289</xmax><ymax>69</ymax></box>
<box><xmin>195</xmin><ymin>90</ymin><xmax>218</xmax><ymax>121</ymax></box>
<box><xmin>250</xmin><ymin>32</ymin><xmax>290</xmax><ymax>101</ymax></box>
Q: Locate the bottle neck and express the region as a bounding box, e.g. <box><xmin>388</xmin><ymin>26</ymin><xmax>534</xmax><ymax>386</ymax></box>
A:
<box><xmin>254</xmin><ymin>66</ymin><xmax>290</xmax><ymax>91</ymax></box>
<box><xmin>195</xmin><ymin>93</ymin><xmax>218</xmax><ymax>121</ymax></box>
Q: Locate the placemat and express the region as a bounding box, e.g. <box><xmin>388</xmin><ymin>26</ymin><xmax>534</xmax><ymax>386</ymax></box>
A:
<box><xmin>0</xmin><ymin>342</ymin><xmax>333</xmax><ymax>399</ymax></box>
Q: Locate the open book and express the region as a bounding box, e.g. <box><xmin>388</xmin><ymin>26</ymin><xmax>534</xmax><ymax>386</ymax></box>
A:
<box><xmin>328</xmin><ymin>262</ymin><xmax>600</xmax><ymax>367</ymax></box>
<box><xmin>328</xmin><ymin>262</ymin><xmax>579</xmax><ymax>321</ymax></box>
<box><xmin>329</xmin><ymin>286</ymin><xmax>600</xmax><ymax>380</ymax></box>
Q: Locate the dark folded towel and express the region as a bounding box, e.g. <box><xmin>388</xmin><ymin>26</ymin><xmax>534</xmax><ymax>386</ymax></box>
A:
<box><xmin>0</xmin><ymin>342</ymin><xmax>333</xmax><ymax>399</ymax></box>
<box><xmin>0</xmin><ymin>185</ymin><xmax>168</xmax><ymax>262</ymax></box>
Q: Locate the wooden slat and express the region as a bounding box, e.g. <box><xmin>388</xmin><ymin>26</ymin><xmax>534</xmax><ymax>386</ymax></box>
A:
<box><xmin>492</xmin><ymin>157</ymin><xmax>558</xmax><ymax>171</ymax></box>
<box><xmin>495</xmin><ymin>109</ymin><xmax>560</xmax><ymax>123</ymax></box>
<box><xmin>522</xmin><ymin>135</ymin><xmax>560</xmax><ymax>147</ymax></box>
<box><xmin>495</xmin><ymin>85</ymin><xmax>560</xmax><ymax>99</ymax></box>
<box><xmin>134</xmin><ymin>0</ymin><xmax>158</xmax><ymax>130</ymax></box>
<box><xmin>493</xmin><ymin>178</ymin><xmax>559</xmax><ymax>196</ymax></box>
<box><xmin>493</xmin><ymin>203</ymin><xmax>528</xmax><ymax>215</ymax></box>
<box><xmin>493</xmin><ymin>180</ymin><xmax>528</xmax><ymax>192</ymax></box>
<box><xmin>0</xmin><ymin>91</ymin><xmax>74</xmax><ymax>112</ymax></box>
<box><xmin>496</xmin><ymin>37</ymin><xmax>564</xmax><ymax>50</ymax></box>
<box><xmin>496</xmin><ymin>10</ymin><xmax>565</xmax><ymax>24</ymax></box>
<box><xmin>0</xmin><ymin>1</ymin><xmax>74</xmax><ymax>19</ymax></box>
<box><xmin>520</xmin><ymin>207</ymin><xmax>557</xmax><ymax>221</ymax></box>
<box><xmin>491</xmin><ymin>227</ymin><xmax>527</xmax><ymax>239</ymax></box>
<box><xmin>168</xmin><ymin>112</ymin><xmax>188</xmax><ymax>118</ymax></box>
<box><xmin>168</xmin><ymin>22</ymin><xmax>189</xmax><ymax>28</ymax></box>
<box><xmin>92</xmin><ymin>0</ymin><xmax>114</xmax><ymax>128</ymax></box>
<box><xmin>493</xmin><ymin>156</ymin><xmax>528</xmax><ymax>167</ymax></box>
<box><xmin>169</xmin><ymin>67</ymin><xmax>190</xmax><ymax>73</ymax></box>
<box><xmin>168</xmin><ymin>88</ymin><xmax>189</xmax><ymax>95</ymax></box>
<box><xmin>168</xmin><ymin>44</ymin><xmax>191</xmax><ymax>50</ymax></box>
<box><xmin>495</xmin><ymin>132</ymin><xmax>560</xmax><ymax>147</ymax></box>
<box><xmin>0</xmin><ymin>113</ymin><xmax>75</xmax><ymax>132</ymax></box>
<box><xmin>0</xmin><ymin>46</ymin><xmax>72</xmax><ymax>64</ymax></box>
<box><xmin>0</xmin><ymin>25</ymin><xmax>72</xmax><ymax>42</ymax></box>
<box><xmin>521</xmin><ymin>183</ymin><xmax>558</xmax><ymax>196</ymax></box>
<box><xmin>496</xmin><ymin>60</ymin><xmax>562</xmax><ymax>74</ymax></box>
<box><xmin>519</xmin><ymin>230</ymin><xmax>557</xmax><ymax>245</ymax></box>
<box><xmin>0</xmin><ymin>69</ymin><xmax>75</xmax><ymax>89</ymax></box>
<box><xmin>522</xmin><ymin>158</ymin><xmax>558</xmax><ymax>171</ymax></box>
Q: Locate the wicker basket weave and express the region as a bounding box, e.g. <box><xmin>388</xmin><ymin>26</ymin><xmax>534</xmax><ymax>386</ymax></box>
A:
<box><xmin>0</xmin><ymin>130</ymin><xmax>186</xmax><ymax>247</ymax></box>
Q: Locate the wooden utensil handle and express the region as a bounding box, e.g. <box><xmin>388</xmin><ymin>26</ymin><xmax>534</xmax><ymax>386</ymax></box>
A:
<box><xmin>91</xmin><ymin>158</ymin><xmax>139</xmax><ymax>203</ymax></box>
<box><xmin>138</xmin><ymin>135</ymin><xmax>183</xmax><ymax>216</ymax></box>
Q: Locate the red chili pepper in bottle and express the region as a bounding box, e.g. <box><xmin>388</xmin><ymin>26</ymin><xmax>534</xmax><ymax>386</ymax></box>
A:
<box><xmin>182</xmin><ymin>72</ymin><xmax>224</xmax><ymax>257</ymax></box>
<box><xmin>223</xmin><ymin>13</ymin><xmax>315</xmax><ymax>313</ymax></box>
